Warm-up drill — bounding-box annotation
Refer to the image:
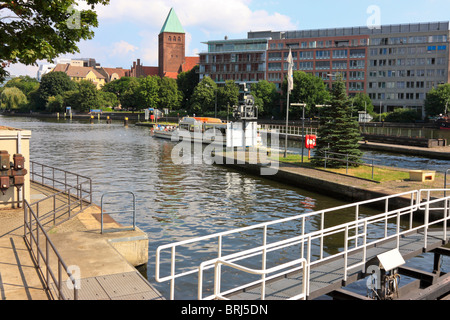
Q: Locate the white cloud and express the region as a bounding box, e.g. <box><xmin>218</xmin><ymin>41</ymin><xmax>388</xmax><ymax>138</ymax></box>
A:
<box><xmin>111</xmin><ymin>40</ymin><xmax>139</xmax><ymax>57</ymax></box>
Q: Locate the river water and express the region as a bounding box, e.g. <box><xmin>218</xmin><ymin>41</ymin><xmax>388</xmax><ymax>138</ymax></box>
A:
<box><xmin>1</xmin><ymin>115</ymin><xmax>449</xmax><ymax>299</ymax></box>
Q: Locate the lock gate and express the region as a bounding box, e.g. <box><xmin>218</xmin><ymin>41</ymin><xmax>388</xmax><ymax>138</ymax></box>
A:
<box><xmin>156</xmin><ymin>189</ymin><xmax>450</xmax><ymax>300</ymax></box>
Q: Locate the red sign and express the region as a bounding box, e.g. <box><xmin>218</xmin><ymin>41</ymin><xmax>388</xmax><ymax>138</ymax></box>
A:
<box><xmin>305</xmin><ymin>135</ymin><xmax>317</xmax><ymax>149</ymax></box>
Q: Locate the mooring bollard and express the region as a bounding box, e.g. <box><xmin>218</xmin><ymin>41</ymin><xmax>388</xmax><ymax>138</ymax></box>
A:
<box><xmin>124</xmin><ymin>117</ymin><xmax>128</xmax><ymax>126</ymax></box>
<box><xmin>106</xmin><ymin>116</ymin><xmax>111</xmax><ymax>124</ymax></box>
<box><xmin>90</xmin><ymin>115</ymin><xmax>94</xmax><ymax>124</ymax></box>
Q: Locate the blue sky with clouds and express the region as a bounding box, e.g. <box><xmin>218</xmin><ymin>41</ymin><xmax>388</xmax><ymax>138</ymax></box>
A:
<box><xmin>7</xmin><ymin>0</ymin><xmax>450</xmax><ymax>77</ymax></box>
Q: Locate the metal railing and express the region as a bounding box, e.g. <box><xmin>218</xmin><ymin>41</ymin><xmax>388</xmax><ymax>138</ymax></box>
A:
<box><xmin>318</xmin><ymin>150</ymin><xmax>377</xmax><ymax>179</ymax></box>
<box><xmin>22</xmin><ymin>162</ymin><xmax>94</xmax><ymax>300</ymax></box>
<box><xmin>23</xmin><ymin>199</ymin><xmax>79</xmax><ymax>300</ymax></box>
<box><xmin>445</xmin><ymin>169</ymin><xmax>450</xmax><ymax>197</ymax></box>
<box><xmin>29</xmin><ymin>161</ymin><xmax>92</xmax><ymax>227</ymax></box>
<box><xmin>31</xmin><ymin>161</ymin><xmax>92</xmax><ymax>204</ymax></box>
<box><xmin>260</xmin><ymin>124</ymin><xmax>318</xmax><ymax>137</ymax></box>
<box><xmin>155</xmin><ymin>189</ymin><xmax>450</xmax><ymax>300</ymax></box>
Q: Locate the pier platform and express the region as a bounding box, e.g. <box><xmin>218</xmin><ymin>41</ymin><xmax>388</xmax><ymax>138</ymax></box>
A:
<box><xmin>0</xmin><ymin>182</ymin><xmax>164</xmax><ymax>300</ymax></box>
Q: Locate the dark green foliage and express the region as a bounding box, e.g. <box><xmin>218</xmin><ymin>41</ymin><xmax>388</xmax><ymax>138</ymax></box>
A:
<box><xmin>424</xmin><ymin>84</ymin><xmax>450</xmax><ymax>117</ymax></box>
<box><xmin>36</xmin><ymin>72</ymin><xmax>77</xmax><ymax>110</ymax></box>
<box><xmin>282</xmin><ymin>71</ymin><xmax>330</xmax><ymax>119</ymax></box>
<box><xmin>384</xmin><ymin>108</ymin><xmax>422</xmax><ymax>123</ymax></box>
<box><xmin>177</xmin><ymin>66</ymin><xmax>199</xmax><ymax>112</ymax></box>
<box><xmin>312</xmin><ymin>79</ymin><xmax>362</xmax><ymax>168</ymax></box>
<box><xmin>251</xmin><ymin>80</ymin><xmax>280</xmax><ymax>117</ymax></box>
<box><xmin>0</xmin><ymin>0</ymin><xmax>110</xmax><ymax>82</ymax></box>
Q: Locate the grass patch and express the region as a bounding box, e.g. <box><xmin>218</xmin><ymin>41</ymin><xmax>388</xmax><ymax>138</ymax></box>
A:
<box><xmin>273</xmin><ymin>153</ymin><xmax>410</xmax><ymax>182</ymax></box>
<box><xmin>326</xmin><ymin>166</ymin><xmax>410</xmax><ymax>182</ymax></box>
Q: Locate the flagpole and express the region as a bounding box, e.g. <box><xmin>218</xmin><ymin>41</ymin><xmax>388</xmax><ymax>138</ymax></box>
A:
<box><xmin>284</xmin><ymin>48</ymin><xmax>293</xmax><ymax>159</ymax></box>
<box><xmin>284</xmin><ymin>91</ymin><xmax>289</xmax><ymax>158</ymax></box>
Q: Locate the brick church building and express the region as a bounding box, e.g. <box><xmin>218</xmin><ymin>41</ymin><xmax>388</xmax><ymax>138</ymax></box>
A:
<box><xmin>130</xmin><ymin>8</ymin><xmax>199</xmax><ymax>79</ymax></box>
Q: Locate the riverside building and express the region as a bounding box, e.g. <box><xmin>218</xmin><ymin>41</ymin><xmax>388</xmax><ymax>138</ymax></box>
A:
<box><xmin>199</xmin><ymin>21</ymin><xmax>450</xmax><ymax>116</ymax></box>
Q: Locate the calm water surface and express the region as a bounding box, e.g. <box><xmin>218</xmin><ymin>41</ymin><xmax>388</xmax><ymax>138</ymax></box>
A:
<box><xmin>1</xmin><ymin>115</ymin><xmax>448</xmax><ymax>299</ymax></box>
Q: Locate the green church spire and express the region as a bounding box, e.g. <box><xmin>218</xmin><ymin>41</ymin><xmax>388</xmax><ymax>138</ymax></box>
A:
<box><xmin>160</xmin><ymin>8</ymin><xmax>185</xmax><ymax>34</ymax></box>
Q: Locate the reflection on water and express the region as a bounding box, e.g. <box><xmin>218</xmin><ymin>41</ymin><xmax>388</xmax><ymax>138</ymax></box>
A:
<box><xmin>0</xmin><ymin>115</ymin><xmax>447</xmax><ymax>299</ymax></box>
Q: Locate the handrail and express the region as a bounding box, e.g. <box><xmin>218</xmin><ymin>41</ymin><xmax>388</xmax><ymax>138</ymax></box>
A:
<box><xmin>31</xmin><ymin>161</ymin><xmax>93</xmax><ymax>205</ymax></box>
<box><xmin>23</xmin><ymin>199</ymin><xmax>79</xmax><ymax>300</ymax></box>
<box><xmin>28</xmin><ymin>162</ymin><xmax>92</xmax><ymax>227</ymax></box>
<box><xmin>23</xmin><ymin>162</ymin><xmax>94</xmax><ymax>299</ymax></box>
<box><xmin>156</xmin><ymin>189</ymin><xmax>421</xmax><ymax>299</ymax></box>
<box><xmin>156</xmin><ymin>189</ymin><xmax>450</xmax><ymax>300</ymax></box>
<box><xmin>445</xmin><ymin>169</ymin><xmax>450</xmax><ymax>197</ymax></box>
<box><xmin>207</xmin><ymin>258</ymin><xmax>307</xmax><ymax>300</ymax></box>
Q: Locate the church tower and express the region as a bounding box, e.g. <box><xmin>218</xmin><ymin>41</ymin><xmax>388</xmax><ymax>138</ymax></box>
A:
<box><xmin>158</xmin><ymin>8</ymin><xmax>186</xmax><ymax>78</ymax></box>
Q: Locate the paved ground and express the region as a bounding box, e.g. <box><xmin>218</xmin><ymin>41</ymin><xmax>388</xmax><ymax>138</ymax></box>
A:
<box><xmin>0</xmin><ymin>182</ymin><xmax>163</xmax><ymax>300</ymax></box>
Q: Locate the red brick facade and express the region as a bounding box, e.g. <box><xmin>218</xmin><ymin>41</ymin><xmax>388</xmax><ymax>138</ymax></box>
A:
<box><xmin>158</xmin><ymin>32</ymin><xmax>186</xmax><ymax>78</ymax></box>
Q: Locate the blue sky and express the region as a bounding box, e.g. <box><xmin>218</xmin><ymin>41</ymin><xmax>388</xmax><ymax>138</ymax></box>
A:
<box><xmin>7</xmin><ymin>0</ymin><xmax>450</xmax><ymax>77</ymax></box>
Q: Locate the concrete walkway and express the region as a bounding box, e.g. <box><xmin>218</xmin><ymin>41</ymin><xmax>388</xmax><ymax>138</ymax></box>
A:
<box><xmin>0</xmin><ymin>182</ymin><xmax>164</xmax><ymax>300</ymax></box>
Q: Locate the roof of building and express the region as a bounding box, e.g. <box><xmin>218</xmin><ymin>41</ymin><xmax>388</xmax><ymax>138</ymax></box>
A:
<box><xmin>53</xmin><ymin>64</ymin><xmax>106</xmax><ymax>79</ymax></box>
<box><xmin>163</xmin><ymin>72</ymin><xmax>179</xmax><ymax>79</ymax></box>
<box><xmin>182</xmin><ymin>56</ymin><xmax>200</xmax><ymax>73</ymax></box>
<box><xmin>160</xmin><ymin>8</ymin><xmax>185</xmax><ymax>34</ymax></box>
<box><xmin>142</xmin><ymin>66</ymin><xmax>159</xmax><ymax>77</ymax></box>
<box><xmin>102</xmin><ymin>67</ymin><xmax>130</xmax><ymax>78</ymax></box>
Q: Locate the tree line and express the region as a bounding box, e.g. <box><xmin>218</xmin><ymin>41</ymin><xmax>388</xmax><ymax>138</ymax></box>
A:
<box><xmin>1</xmin><ymin>68</ymin><xmax>449</xmax><ymax>120</ymax></box>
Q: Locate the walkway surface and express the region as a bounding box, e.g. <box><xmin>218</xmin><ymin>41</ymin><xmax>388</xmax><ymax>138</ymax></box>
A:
<box><xmin>0</xmin><ymin>182</ymin><xmax>164</xmax><ymax>300</ymax></box>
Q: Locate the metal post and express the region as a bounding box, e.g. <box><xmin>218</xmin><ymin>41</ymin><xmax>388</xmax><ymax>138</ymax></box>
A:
<box><xmin>284</xmin><ymin>93</ymin><xmax>290</xmax><ymax>158</ymax></box>
<box><xmin>301</xmin><ymin>105</ymin><xmax>305</xmax><ymax>163</ymax></box>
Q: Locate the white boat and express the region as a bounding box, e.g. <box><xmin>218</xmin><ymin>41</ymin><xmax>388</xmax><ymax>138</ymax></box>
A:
<box><xmin>152</xmin><ymin>117</ymin><xmax>227</xmax><ymax>146</ymax></box>
<box><xmin>152</xmin><ymin>116</ymin><xmax>261</xmax><ymax>148</ymax></box>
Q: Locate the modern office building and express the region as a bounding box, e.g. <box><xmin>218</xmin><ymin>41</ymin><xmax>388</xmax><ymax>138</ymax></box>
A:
<box><xmin>199</xmin><ymin>21</ymin><xmax>450</xmax><ymax>116</ymax></box>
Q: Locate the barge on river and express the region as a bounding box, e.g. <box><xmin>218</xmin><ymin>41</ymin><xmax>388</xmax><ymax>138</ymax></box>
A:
<box><xmin>152</xmin><ymin>116</ymin><xmax>260</xmax><ymax>147</ymax></box>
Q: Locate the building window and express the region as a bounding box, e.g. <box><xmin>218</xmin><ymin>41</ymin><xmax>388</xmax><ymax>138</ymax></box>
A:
<box><xmin>333</xmin><ymin>49</ymin><xmax>347</xmax><ymax>59</ymax></box>
<box><xmin>315</xmin><ymin>61</ymin><xmax>330</xmax><ymax>70</ymax></box>
<box><xmin>316</xmin><ymin>50</ymin><xmax>330</xmax><ymax>59</ymax></box>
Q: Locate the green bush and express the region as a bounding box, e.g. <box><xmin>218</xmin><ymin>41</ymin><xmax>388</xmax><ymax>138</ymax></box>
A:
<box><xmin>384</xmin><ymin>108</ymin><xmax>421</xmax><ymax>123</ymax></box>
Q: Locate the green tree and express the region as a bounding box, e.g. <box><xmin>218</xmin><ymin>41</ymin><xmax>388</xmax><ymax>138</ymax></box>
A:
<box><xmin>0</xmin><ymin>0</ymin><xmax>110</xmax><ymax>82</ymax></box>
<box><xmin>217</xmin><ymin>80</ymin><xmax>239</xmax><ymax>115</ymax></box>
<box><xmin>190</xmin><ymin>77</ymin><xmax>217</xmax><ymax>115</ymax></box>
<box><xmin>102</xmin><ymin>76</ymin><xmax>135</xmax><ymax>102</ymax></box>
<box><xmin>158</xmin><ymin>77</ymin><xmax>182</xmax><ymax>111</ymax></box>
<box><xmin>120</xmin><ymin>77</ymin><xmax>141</xmax><ymax>110</ymax></box>
<box><xmin>384</xmin><ymin>108</ymin><xmax>422</xmax><ymax>123</ymax></box>
<box><xmin>424</xmin><ymin>84</ymin><xmax>450</xmax><ymax>117</ymax></box>
<box><xmin>77</xmin><ymin>80</ymin><xmax>100</xmax><ymax>111</ymax></box>
<box><xmin>5</xmin><ymin>76</ymin><xmax>39</xmax><ymax>96</ymax></box>
<box><xmin>138</xmin><ymin>75</ymin><xmax>160</xmax><ymax>110</ymax></box>
<box><xmin>251</xmin><ymin>80</ymin><xmax>279</xmax><ymax>117</ymax></box>
<box><xmin>282</xmin><ymin>71</ymin><xmax>330</xmax><ymax>119</ymax></box>
<box><xmin>98</xmin><ymin>91</ymin><xmax>119</xmax><ymax>109</ymax></box>
<box><xmin>177</xmin><ymin>65</ymin><xmax>199</xmax><ymax>112</ymax></box>
<box><xmin>36</xmin><ymin>71</ymin><xmax>76</xmax><ymax>110</ymax></box>
<box><xmin>1</xmin><ymin>87</ymin><xmax>27</xmax><ymax>110</ymax></box>
<box><xmin>312</xmin><ymin>79</ymin><xmax>362</xmax><ymax>168</ymax></box>
<box><xmin>46</xmin><ymin>95</ymin><xmax>65</xmax><ymax>112</ymax></box>
<box><xmin>350</xmin><ymin>93</ymin><xmax>374</xmax><ymax>115</ymax></box>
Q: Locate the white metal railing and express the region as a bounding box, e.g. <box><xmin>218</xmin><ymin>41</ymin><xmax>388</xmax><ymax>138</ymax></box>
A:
<box><xmin>155</xmin><ymin>189</ymin><xmax>450</xmax><ymax>300</ymax></box>
<box><xmin>259</xmin><ymin>124</ymin><xmax>318</xmax><ymax>137</ymax></box>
